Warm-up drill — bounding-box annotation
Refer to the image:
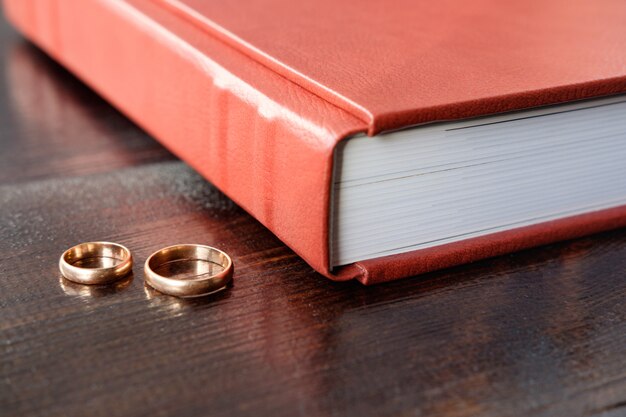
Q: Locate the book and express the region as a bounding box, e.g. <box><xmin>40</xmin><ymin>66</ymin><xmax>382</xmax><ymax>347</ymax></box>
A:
<box><xmin>5</xmin><ymin>0</ymin><xmax>626</xmax><ymax>284</ymax></box>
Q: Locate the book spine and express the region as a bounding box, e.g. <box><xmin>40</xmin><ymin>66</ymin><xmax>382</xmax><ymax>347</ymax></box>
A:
<box><xmin>3</xmin><ymin>0</ymin><xmax>365</xmax><ymax>278</ymax></box>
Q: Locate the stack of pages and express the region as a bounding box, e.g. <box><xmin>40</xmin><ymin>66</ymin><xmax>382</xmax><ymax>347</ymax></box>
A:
<box><xmin>332</xmin><ymin>96</ymin><xmax>626</xmax><ymax>266</ymax></box>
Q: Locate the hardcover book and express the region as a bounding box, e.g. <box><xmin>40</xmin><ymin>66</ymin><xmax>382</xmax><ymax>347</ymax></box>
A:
<box><xmin>5</xmin><ymin>0</ymin><xmax>626</xmax><ymax>284</ymax></box>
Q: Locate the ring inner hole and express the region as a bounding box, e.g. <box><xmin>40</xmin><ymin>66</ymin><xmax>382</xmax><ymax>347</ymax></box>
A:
<box><xmin>153</xmin><ymin>258</ymin><xmax>225</xmax><ymax>281</ymax></box>
<box><xmin>67</xmin><ymin>244</ymin><xmax>127</xmax><ymax>269</ymax></box>
<box><xmin>70</xmin><ymin>256</ymin><xmax>124</xmax><ymax>269</ymax></box>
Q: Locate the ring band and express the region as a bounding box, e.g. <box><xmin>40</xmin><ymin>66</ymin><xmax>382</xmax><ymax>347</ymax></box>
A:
<box><xmin>144</xmin><ymin>244</ymin><xmax>233</xmax><ymax>297</ymax></box>
<box><xmin>59</xmin><ymin>242</ymin><xmax>133</xmax><ymax>285</ymax></box>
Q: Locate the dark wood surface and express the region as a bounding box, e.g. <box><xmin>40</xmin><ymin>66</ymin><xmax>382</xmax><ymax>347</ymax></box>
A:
<box><xmin>1</xmin><ymin>11</ymin><xmax>626</xmax><ymax>417</ymax></box>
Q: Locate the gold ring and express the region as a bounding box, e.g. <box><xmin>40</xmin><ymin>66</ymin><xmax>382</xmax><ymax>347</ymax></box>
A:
<box><xmin>59</xmin><ymin>242</ymin><xmax>133</xmax><ymax>284</ymax></box>
<box><xmin>144</xmin><ymin>244</ymin><xmax>233</xmax><ymax>297</ymax></box>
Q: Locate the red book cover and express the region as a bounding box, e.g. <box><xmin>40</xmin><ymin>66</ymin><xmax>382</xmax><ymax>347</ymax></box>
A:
<box><xmin>5</xmin><ymin>0</ymin><xmax>626</xmax><ymax>283</ymax></box>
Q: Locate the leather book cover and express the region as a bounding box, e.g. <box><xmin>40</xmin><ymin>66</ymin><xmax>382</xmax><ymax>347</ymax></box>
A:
<box><xmin>5</xmin><ymin>0</ymin><xmax>626</xmax><ymax>284</ymax></box>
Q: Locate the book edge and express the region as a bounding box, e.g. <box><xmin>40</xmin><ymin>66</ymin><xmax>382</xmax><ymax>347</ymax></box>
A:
<box><xmin>149</xmin><ymin>0</ymin><xmax>375</xmax><ymax>130</ymax></box>
<box><xmin>333</xmin><ymin>205</ymin><xmax>626</xmax><ymax>284</ymax></box>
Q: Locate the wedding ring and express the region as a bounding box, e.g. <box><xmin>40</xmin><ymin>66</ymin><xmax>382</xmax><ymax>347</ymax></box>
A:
<box><xmin>144</xmin><ymin>244</ymin><xmax>233</xmax><ymax>297</ymax></box>
<box><xmin>59</xmin><ymin>242</ymin><xmax>133</xmax><ymax>284</ymax></box>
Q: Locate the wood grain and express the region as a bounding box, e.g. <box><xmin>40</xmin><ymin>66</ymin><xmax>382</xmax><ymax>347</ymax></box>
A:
<box><xmin>1</xmin><ymin>11</ymin><xmax>626</xmax><ymax>417</ymax></box>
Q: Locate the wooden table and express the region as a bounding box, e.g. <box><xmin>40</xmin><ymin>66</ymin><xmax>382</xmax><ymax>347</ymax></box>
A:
<box><xmin>1</xmin><ymin>11</ymin><xmax>625</xmax><ymax>417</ymax></box>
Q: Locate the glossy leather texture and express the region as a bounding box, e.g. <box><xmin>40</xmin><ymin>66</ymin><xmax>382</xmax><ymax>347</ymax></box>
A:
<box><xmin>5</xmin><ymin>0</ymin><xmax>626</xmax><ymax>284</ymax></box>
<box><xmin>156</xmin><ymin>0</ymin><xmax>626</xmax><ymax>134</ymax></box>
